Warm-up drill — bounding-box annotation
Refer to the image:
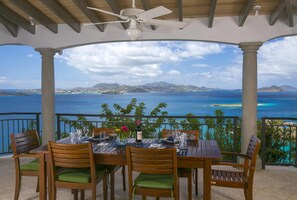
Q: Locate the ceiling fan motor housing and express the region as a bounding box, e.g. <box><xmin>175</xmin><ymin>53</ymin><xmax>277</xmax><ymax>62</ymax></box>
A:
<box><xmin>120</xmin><ymin>8</ymin><xmax>144</xmax><ymax>17</ymax></box>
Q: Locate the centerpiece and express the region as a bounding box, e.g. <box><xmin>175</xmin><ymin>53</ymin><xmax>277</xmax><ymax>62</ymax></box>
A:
<box><xmin>115</xmin><ymin>125</ymin><xmax>129</xmax><ymax>146</ymax></box>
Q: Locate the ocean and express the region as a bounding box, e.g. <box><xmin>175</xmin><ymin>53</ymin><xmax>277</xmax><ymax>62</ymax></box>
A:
<box><xmin>1</xmin><ymin>90</ymin><xmax>297</xmax><ymax>118</ymax></box>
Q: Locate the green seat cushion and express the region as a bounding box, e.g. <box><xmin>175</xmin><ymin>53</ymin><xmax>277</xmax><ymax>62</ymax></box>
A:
<box><xmin>20</xmin><ymin>159</ymin><xmax>39</xmax><ymax>171</ymax></box>
<box><xmin>178</xmin><ymin>168</ymin><xmax>192</xmax><ymax>173</ymax></box>
<box><xmin>56</xmin><ymin>167</ymin><xmax>106</xmax><ymax>183</ymax></box>
<box><xmin>134</xmin><ymin>173</ymin><xmax>174</xmax><ymax>190</ymax></box>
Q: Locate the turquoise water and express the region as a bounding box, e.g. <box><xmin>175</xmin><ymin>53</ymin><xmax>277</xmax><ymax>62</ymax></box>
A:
<box><xmin>1</xmin><ymin>90</ymin><xmax>297</xmax><ymax>117</ymax></box>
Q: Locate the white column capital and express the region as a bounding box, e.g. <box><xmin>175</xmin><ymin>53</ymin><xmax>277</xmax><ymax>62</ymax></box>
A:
<box><xmin>239</xmin><ymin>42</ymin><xmax>263</xmax><ymax>52</ymax></box>
<box><xmin>35</xmin><ymin>48</ymin><xmax>62</xmax><ymax>57</ymax></box>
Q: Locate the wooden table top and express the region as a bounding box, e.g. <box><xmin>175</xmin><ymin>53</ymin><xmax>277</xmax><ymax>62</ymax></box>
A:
<box><xmin>32</xmin><ymin>138</ymin><xmax>221</xmax><ymax>166</ymax></box>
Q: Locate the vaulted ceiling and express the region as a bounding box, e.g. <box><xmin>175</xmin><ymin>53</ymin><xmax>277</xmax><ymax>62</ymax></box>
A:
<box><xmin>0</xmin><ymin>0</ymin><xmax>297</xmax><ymax>48</ymax></box>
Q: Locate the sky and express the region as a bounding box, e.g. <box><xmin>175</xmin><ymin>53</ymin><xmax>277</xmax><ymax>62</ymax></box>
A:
<box><xmin>1</xmin><ymin>35</ymin><xmax>297</xmax><ymax>90</ymax></box>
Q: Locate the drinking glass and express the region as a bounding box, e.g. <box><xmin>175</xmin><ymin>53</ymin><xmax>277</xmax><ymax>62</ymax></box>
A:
<box><xmin>70</xmin><ymin>132</ymin><xmax>76</xmax><ymax>144</ymax></box>
<box><xmin>83</xmin><ymin>127</ymin><xmax>89</xmax><ymax>139</ymax></box>
<box><xmin>179</xmin><ymin>133</ymin><xmax>187</xmax><ymax>149</ymax></box>
<box><xmin>172</xmin><ymin>131</ymin><xmax>177</xmax><ymax>144</ymax></box>
<box><xmin>76</xmin><ymin>129</ymin><xmax>82</xmax><ymax>142</ymax></box>
<box><xmin>153</xmin><ymin>132</ymin><xmax>159</xmax><ymax>144</ymax></box>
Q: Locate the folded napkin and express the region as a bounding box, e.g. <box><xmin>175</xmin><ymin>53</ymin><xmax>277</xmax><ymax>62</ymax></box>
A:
<box><xmin>97</xmin><ymin>142</ymin><xmax>109</xmax><ymax>146</ymax></box>
<box><xmin>148</xmin><ymin>144</ymin><xmax>164</xmax><ymax>149</ymax></box>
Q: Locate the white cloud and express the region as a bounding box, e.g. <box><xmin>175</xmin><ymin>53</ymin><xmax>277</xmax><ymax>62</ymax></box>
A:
<box><xmin>192</xmin><ymin>63</ymin><xmax>208</xmax><ymax>67</ymax></box>
<box><xmin>58</xmin><ymin>37</ymin><xmax>297</xmax><ymax>89</ymax></box>
<box><xmin>0</xmin><ymin>77</ymin><xmax>41</xmax><ymax>89</ymax></box>
<box><xmin>59</xmin><ymin>41</ymin><xmax>225</xmax><ymax>85</ymax></box>
<box><xmin>177</xmin><ymin>42</ymin><xmax>224</xmax><ymax>58</ymax></box>
<box><xmin>168</xmin><ymin>70</ymin><xmax>181</xmax><ymax>75</ymax></box>
<box><xmin>27</xmin><ymin>54</ymin><xmax>35</xmax><ymax>58</ymax></box>
<box><xmin>0</xmin><ymin>77</ymin><xmax>9</xmax><ymax>82</ymax></box>
<box><xmin>258</xmin><ymin>36</ymin><xmax>297</xmax><ymax>86</ymax></box>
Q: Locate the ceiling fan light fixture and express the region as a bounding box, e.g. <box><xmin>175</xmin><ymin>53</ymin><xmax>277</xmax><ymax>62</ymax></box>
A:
<box><xmin>125</xmin><ymin>19</ymin><xmax>142</xmax><ymax>40</ymax></box>
<box><xmin>125</xmin><ymin>27</ymin><xmax>142</xmax><ymax>40</ymax></box>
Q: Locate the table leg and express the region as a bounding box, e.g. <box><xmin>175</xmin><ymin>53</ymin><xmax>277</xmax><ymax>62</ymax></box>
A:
<box><xmin>203</xmin><ymin>160</ymin><xmax>211</xmax><ymax>200</ymax></box>
<box><xmin>38</xmin><ymin>153</ymin><xmax>46</xmax><ymax>200</ymax></box>
<box><xmin>110</xmin><ymin>171</ymin><xmax>115</xmax><ymax>200</ymax></box>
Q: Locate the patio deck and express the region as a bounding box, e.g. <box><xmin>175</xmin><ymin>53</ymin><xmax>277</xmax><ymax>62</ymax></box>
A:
<box><xmin>1</xmin><ymin>155</ymin><xmax>297</xmax><ymax>200</ymax></box>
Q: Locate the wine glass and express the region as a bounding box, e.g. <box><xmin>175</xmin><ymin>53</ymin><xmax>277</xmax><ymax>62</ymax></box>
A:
<box><xmin>171</xmin><ymin>131</ymin><xmax>178</xmax><ymax>144</ymax></box>
<box><xmin>152</xmin><ymin>132</ymin><xmax>159</xmax><ymax>144</ymax></box>
<box><xmin>76</xmin><ymin>129</ymin><xmax>82</xmax><ymax>143</ymax></box>
<box><xmin>83</xmin><ymin>127</ymin><xmax>89</xmax><ymax>139</ymax></box>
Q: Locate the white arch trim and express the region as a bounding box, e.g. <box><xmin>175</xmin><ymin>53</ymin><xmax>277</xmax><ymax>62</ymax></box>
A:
<box><xmin>1</xmin><ymin>15</ymin><xmax>297</xmax><ymax>49</ymax></box>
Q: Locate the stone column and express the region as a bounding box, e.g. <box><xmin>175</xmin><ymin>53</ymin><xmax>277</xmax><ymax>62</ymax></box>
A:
<box><xmin>239</xmin><ymin>42</ymin><xmax>262</xmax><ymax>153</ymax></box>
<box><xmin>35</xmin><ymin>48</ymin><xmax>59</xmax><ymax>144</ymax></box>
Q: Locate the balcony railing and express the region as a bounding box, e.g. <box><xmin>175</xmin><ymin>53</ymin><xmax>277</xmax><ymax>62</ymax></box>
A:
<box><xmin>261</xmin><ymin>117</ymin><xmax>297</xmax><ymax>168</ymax></box>
<box><xmin>1</xmin><ymin>112</ymin><xmax>297</xmax><ymax>167</ymax></box>
<box><xmin>56</xmin><ymin>113</ymin><xmax>240</xmax><ymax>155</ymax></box>
<box><xmin>0</xmin><ymin>112</ymin><xmax>41</xmax><ymax>154</ymax></box>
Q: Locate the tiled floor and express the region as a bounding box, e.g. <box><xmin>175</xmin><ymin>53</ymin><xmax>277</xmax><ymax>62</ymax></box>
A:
<box><xmin>1</xmin><ymin>155</ymin><xmax>297</xmax><ymax>200</ymax></box>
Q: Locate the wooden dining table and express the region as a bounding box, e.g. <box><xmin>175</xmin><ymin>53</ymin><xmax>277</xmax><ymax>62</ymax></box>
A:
<box><xmin>33</xmin><ymin>138</ymin><xmax>221</xmax><ymax>200</ymax></box>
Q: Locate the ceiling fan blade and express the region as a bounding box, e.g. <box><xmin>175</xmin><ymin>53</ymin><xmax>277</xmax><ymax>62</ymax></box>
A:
<box><xmin>87</xmin><ymin>7</ymin><xmax>128</xmax><ymax>20</ymax></box>
<box><xmin>83</xmin><ymin>20</ymin><xmax>130</xmax><ymax>26</ymax></box>
<box><xmin>146</xmin><ymin>19</ymin><xmax>186</xmax><ymax>29</ymax></box>
<box><xmin>137</xmin><ymin>6</ymin><xmax>172</xmax><ymax>19</ymax></box>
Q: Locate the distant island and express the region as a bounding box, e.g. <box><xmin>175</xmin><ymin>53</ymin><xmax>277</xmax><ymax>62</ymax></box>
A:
<box><xmin>258</xmin><ymin>85</ymin><xmax>297</xmax><ymax>92</ymax></box>
<box><xmin>1</xmin><ymin>83</ymin><xmax>296</xmax><ymax>96</ymax></box>
<box><xmin>25</xmin><ymin>82</ymin><xmax>214</xmax><ymax>95</ymax></box>
<box><xmin>0</xmin><ymin>90</ymin><xmax>29</xmax><ymax>96</ymax></box>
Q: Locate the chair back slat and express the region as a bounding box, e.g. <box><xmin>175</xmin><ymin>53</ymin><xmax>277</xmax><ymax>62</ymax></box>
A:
<box><xmin>162</xmin><ymin>129</ymin><xmax>199</xmax><ymax>140</ymax></box>
<box><xmin>126</xmin><ymin>146</ymin><xmax>178</xmax><ymax>199</ymax></box>
<box><xmin>246</xmin><ymin>135</ymin><xmax>260</xmax><ymax>159</ymax></box>
<box><xmin>245</xmin><ymin>135</ymin><xmax>261</xmax><ymax>174</ymax></box>
<box><xmin>92</xmin><ymin>127</ymin><xmax>115</xmax><ymax>137</ymax></box>
<box><xmin>48</xmin><ymin>142</ymin><xmax>92</xmax><ymax>168</ymax></box>
<box><xmin>10</xmin><ymin>130</ymin><xmax>40</xmax><ymax>155</ymax></box>
<box><xmin>127</xmin><ymin>146</ymin><xmax>176</xmax><ymax>174</ymax></box>
<box><xmin>48</xmin><ymin>142</ymin><xmax>107</xmax><ymax>199</ymax></box>
<box><xmin>9</xmin><ymin>130</ymin><xmax>40</xmax><ymax>200</ymax></box>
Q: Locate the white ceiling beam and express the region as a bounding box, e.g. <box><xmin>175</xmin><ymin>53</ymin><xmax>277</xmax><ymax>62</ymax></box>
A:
<box><xmin>239</xmin><ymin>0</ymin><xmax>254</xmax><ymax>27</ymax></box>
<box><xmin>0</xmin><ymin>2</ymin><xmax>35</xmax><ymax>34</ymax></box>
<box><xmin>208</xmin><ymin>0</ymin><xmax>217</xmax><ymax>28</ymax></box>
<box><xmin>270</xmin><ymin>0</ymin><xmax>286</xmax><ymax>25</ymax></box>
<box><xmin>285</xmin><ymin>0</ymin><xmax>294</xmax><ymax>27</ymax></box>
<box><xmin>72</xmin><ymin>0</ymin><xmax>105</xmax><ymax>32</ymax></box>
<box><xmin>39</xmin><ymin>0</ymin><xmax>80</xmax><ymax>33</ymax></box>
<box><xmin>0</xmin><ymin>15</ymin><xmax>18</xmax><ymax>37</ymax></box>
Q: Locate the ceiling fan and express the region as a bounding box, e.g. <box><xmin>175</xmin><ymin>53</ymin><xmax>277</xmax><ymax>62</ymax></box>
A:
<box><xmin>87</xmin><ymin>0</ymin><xmax>186</xmax><ymax>40</ymax></box>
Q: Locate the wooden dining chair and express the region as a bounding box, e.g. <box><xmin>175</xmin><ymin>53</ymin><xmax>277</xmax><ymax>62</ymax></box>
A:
<box><xmin>126</xmin><ymin>146</ymin><xmax>179</xmax><ymax>200</ymax></box>
<box><xmin>211</xmin><ymin>135</ymin><xmax>261</xmax><ymax>200</ymax></box>
<box><xmin>10</xmin><ymin>130</ymin><xmax>41</xmax><ymax>200</ymax></box>
<box><xmin>92</xmin><ymin>127</ymin><xmax>126</xmax><ymax>199</ymax></box>
<box><xmin>48</xmin><ymin>142</ymin><xmax>108</xmax><ymax>200</ymax></box>
<box><xmin>162</xmin><ymin>129</ymin><xmax>199</xmax><ymax>199</ymax></box>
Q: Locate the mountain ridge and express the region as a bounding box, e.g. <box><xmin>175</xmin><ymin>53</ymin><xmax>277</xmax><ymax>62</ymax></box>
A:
<box><xmin>258</xmin><ymin>85</ymin><xmax>297</xmax><ymax>92</ymax></box>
